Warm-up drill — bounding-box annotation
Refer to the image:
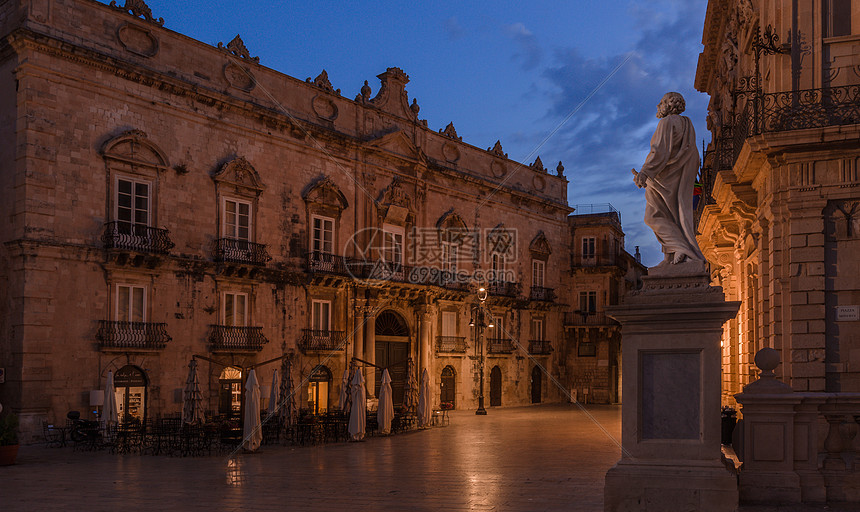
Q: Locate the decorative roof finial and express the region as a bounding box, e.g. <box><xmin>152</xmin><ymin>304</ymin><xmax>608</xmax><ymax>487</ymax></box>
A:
<box><xmin>410</xmin><ymin>98</ymin><xmax>420</xmax><ymax>116</ymax></box>
<box><xmin>489</xmin><ymin>140</ymin><xmax>507</xmax><ymax>158</ymax></box>
<box><xmin>110</xmin><ymin>0</ymin><xmax>164</xmax><ymax>26</ymax></box>
<box><xmin>361</xmin><ymin>80</ymin><xmax>372</xmax><ymax>101</ymax></box>
<box><xmin>556</xmin><ymin>161</ymin><xmax>565</xmax><ymax>178</ymax></box>
<box><xmin>217</xmin><ymin>35</ymin><xmax>260</xmax><ymax>64</ymax></box>
<box><xmin>530</xmin><ymin>156</ymin><xmax>546</xmax><ymax>173</ymax></box>
<box><xmin>440</xmin><ymin>122</ymin><xmax>461</xmax><ymax>141</ymax></box>
<box><xmin>306</xmin><ymin>70</ymin><xmax>340</xmax><ymax>96</ymax></box>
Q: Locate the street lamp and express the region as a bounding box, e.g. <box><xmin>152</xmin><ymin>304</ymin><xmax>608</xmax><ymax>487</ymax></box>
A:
<box><xmin>470</xmin><ymin>286</ymin><xmax>493</xmax><ymax>415</ymax></box>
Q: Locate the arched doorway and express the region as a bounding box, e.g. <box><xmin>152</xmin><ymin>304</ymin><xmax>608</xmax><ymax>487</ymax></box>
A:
<box><xmin>114</xmin><ymin>365</ymin><xmax>148</xmax><ymax>425</ymax></box>
<box><xmin>307</xmin><ymin>365</ymin><xmax>332</xmax><ymax>414</ymax></box>
<box><xmin>218</xmin><ymin>366</ymin><xmax>243</xmax><ymax>419</ymax></box>
<box><xmin>490</xmin><ymin>365</ymin><xmax>502</xmax><ymax>407</ymax></box>
<box><xmin>440</xmin><ymin>365</ymin><xmax>456</xmax><ymax>408</ymax></box>
<box><xmin>531</xmin><ymin>366</ymin><xmax>542</xmax><ymax>404</ymax></box>
<box><xmin>375</xmin><ymin>310</ymin><xmax>410</xmax><ymax>403</ymax></box>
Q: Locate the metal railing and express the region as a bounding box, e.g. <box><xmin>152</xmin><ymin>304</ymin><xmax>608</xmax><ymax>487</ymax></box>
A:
<box><xmin>563</xmin><ymin>311</ymin><xmax>615</xmax><ymax>326</ymax></box>
<box><xmin>527</xmin><ymin>340</ymin><xmax>553</xmax><ymax>355</ymax></box>
<box><xmin>486</xmin><ymin>338</ymin><xmax>516</xmax><ymax>354</ymax></box>
<box><xmin>487</xmin><ymin>280</ymin><xmax>519</xmax><ymax>298</ymax></box>
<box><xmin>101</xmin><ymin>222</ymin><xmax>175</xmax><ymax>254</ymax></box>
<box><xmin>307</xmin><ymin>251</ymin><xmax>349</xmax><ymax>275</ymax></box>
<box><xmin>435</xmin><ymin>336</ymin><xmax>467</xmax><ymax>353</ymax></box>
<box><xmin>208</xmin><ymin>325</ymin><xmax>269</xmax><ymax>351</ymax></box>
<box><xmin>529</xmin><ymin>286</ymin><xmax>556</xmax><ymax>302</ymax></box>
<box><xmin>213</xmin><ymin>238</ymin><xmax>271</xmax><ymax>266</ymax></box>
<box><xmin>96</xmin><ymin>320</ymin><xmax>172</xmax><ymax>350</ymax></box>
<box><xmin>297</xmin><ymin>329</ymin><xmax>346</xmax><ymax>352</ymax></box>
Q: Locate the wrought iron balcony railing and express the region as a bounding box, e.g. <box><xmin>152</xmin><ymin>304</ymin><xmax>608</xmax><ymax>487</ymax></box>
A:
<box><xmin>96</xmin><ymin>320</ymin><xmax>172</xmax><ymax>350</ymax></box>
<box><xmin>213</xmin><ymin>238</ymin><xmax>271</xmax><ymax>266</ymax></box>
<box><xmin>758</xmin><ymin>85</ymin><xmax>860</xmax><ymax>134</ymax></box>
<box><xmin>435</xmin><ymin>336</ymin><xmax>467</xmax><ymax>353</ymax></box>
<box><xmin>208</xmin><ymin>325</ymin><xmax>269</xmax><ymax>351</ymax></box>
<box><xmin>563</xmin><ymin>311</ymin><xmax>616</xmax><ymax>326</ymax></box>
<box><xmin>101</xmin><ymin>222</ymin><xmax>175</xmax><ymax>254</ymax></box>
<box><xmin>486</xmin><ymin>338</ymin><xmax>516</xmax><ymax>354</ymax></box>
<box><xmin>528</xmin><ymin>340</ymin><xmax>553</xmax><ymax>355</ymax></box>
<box><xmin>306</xmin><ymin>251</ymin><xmax>349</xmax><ymax>275</ymax></box>
<box><xmin>529</xmin><ymin>286</ymin><xmax>556</xmax><ymax>302</ymax></box>
<box><xmin>298</xmin><ymin>329</ymin><xmax>346</xmax><ymax>352</ymax></box>
<box><xmin>347</xmin><ymin>260</ymin><xmax>416</xmax><ymax>284</ymax></box>
<box><xmin>487</xmin><ymin>280</ymin><xmax>519</xmax><ymax>298</ymax></box>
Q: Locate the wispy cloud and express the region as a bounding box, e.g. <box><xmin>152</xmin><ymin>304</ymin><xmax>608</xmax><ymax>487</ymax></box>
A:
<box><xmin>505</xmin><ymin>22</ymin><xmax>543</xmax><ymax>70</ymax></box>
<box><xmin>444</xmin><ymin>16</ymin><xmax>465</xmax><ymax>40</ymax></box>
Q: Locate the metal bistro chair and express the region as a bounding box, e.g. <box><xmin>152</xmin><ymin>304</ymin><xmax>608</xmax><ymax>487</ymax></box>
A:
<box><xmin>42</xmin><ymin>421</ymin><xmax>65</xmax><ymax>448</ymax></box>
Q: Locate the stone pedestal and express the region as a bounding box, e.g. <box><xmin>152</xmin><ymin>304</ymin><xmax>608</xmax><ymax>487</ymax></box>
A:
<box><xmin>604</xmin><ymin>262</ymin><xmax>740</xmax><ymax>512</ymax></box>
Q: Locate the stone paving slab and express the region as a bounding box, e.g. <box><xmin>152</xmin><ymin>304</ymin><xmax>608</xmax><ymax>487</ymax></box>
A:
<box><xmin>1</xmin><ymin>404</ymin><xmax>621</xmax><ymax>511</ymax></box>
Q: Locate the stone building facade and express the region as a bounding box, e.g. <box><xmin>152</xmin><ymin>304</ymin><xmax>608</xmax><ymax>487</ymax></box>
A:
<box><xmin>562</xmin><ymin>207</ymin><xmax>645</xmax><ymax>404</ymax></box>
<box><xmin>0</xmin><ymin>0</ymin><xmax>574</xmax><ymax>439</ymax></box>
<box><xmin>695</xmin><ymin>0</ymin><xmax>860</xmax><ymax>402</ymax></box>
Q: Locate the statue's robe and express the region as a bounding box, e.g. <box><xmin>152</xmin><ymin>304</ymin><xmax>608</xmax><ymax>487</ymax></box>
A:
<box><xmin>639</xmin><ymin>114</ymin><xmax>705</xmax><ymax>262</ymax></box>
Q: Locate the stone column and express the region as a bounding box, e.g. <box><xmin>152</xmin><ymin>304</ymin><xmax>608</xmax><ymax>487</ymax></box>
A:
<box><xmin>364</xmin><ymin>307</ymin><xmax>375</xmax><ymax>395</ymax></box>
<box><xmin>603</xmin><ymin>261</ymin><xmax>740</xmax><ymax>512</ymax></box>
<box><xmin>418</xmin><ymin>304</ymin><xmax>433</xmax><ymax>407</ymax></box>
<box><xmin>352</xmin><ymin>301</ymin><xmax>364</xmax><ymax>362</ymax></box>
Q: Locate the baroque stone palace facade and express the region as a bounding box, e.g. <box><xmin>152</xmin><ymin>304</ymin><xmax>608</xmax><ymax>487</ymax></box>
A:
<box><xmin>695</xmin><ymin>0</ymin><xmax>860</xmax><ymax>402</ymax></box>
<box><xmin>0</xmin><ymin>0</ymin><xmax>629</xmax><ymax>439</ymax></box>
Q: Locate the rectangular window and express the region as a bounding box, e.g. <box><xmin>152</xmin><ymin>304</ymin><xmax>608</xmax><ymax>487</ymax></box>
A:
<box><xmin>442</xmin><ymin>242</ymin><xmax>458</xmax><ymax>273</ymax></box>
<box><xmin>532</xmin><ymin>259</ymin><xmax>545</xmax><ymax>288</ymax></box>
<box><xmin>116</xmin><ymin>177</ymin><xmax>150</xmax><ymax>231</ymax></box>
<box><xmin>312</xmin><ymin>300</ymin><xmax>331</xmax><ymax>331</ymax></box>
<box><xmin>579</xmin><ymin>291</ymin><xmax>597</xmax><ymax>313</ymax></box>
<box><xmin>224</xmin><ymin>292</ymin><xmax>248</xmax><ymax>327</ymax></box>
<box><xmin>441</xmin><ymin>311</ymin><xmax>457</xmax><ymax>337</ymax></box>
<box><xmin>490</xmin><ymin>314</ymin><xmax>505</xmax><ymax>340</ymax></box>
<box><xmin>531</xmin><ymin>317</ymin><xmax>545</xmax><ymax>340</ymax></box>
<box><xmin>224</xmin><ymin>199</ymin><xmax>252</xmax><ymax>240</ymax></box>
<box><xmin>311</xmin><ymin>216</ymin><xmax>334</xmax><ymax>254</ymax></box>
<box><xmin>383</xmin><ymin>224</ymin><xmax>404</xmax><ymax>266</ymax></box>
<box><xmin>582</xmin><ymin>237</ymin><xmax>596</xmax><ymax>259</ymax></box>
<box><xmin>116</xmin><ymin>285</ymin><xmax>146</xmax><ymax>322</ymax></box>
<box><xmin>825</xmin><ymin>0</ymin><xmax>852</xmax><ymax>37</ymax></box>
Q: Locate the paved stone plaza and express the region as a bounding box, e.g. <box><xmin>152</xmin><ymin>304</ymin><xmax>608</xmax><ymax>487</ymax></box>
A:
<box><xmin>2</xmin><ymin>405</ymin><xmax>621</xmax><ymax>511</ymax></box>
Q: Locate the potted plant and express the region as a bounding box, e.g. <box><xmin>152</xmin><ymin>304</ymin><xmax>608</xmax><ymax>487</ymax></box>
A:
<box><xmin>0</xmin><ymin>412</ymin><xmax>20</xmax><ymax>465</ymax></box>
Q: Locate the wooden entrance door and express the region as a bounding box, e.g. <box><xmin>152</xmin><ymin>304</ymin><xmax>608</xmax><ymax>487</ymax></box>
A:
<box><xmin>440</xmin><ymin>366</ymin><xmax>455</xmax><ymax>407</ymax></box>
<box><xmin>490</xmin><ymin>365</ymin><xmax>502</xmax><ymax>406</ymax></box>
<box><xmin>531</xmin><ymin>366</ymin><xmax>542</xmax><ymax>404</ymax></box>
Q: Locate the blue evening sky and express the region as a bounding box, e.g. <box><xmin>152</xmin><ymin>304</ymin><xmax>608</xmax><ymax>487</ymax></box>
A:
<box><xmin>142</xmin><ymin>0</ymin><xmax>709</xmax><ymax>267</ymax></box>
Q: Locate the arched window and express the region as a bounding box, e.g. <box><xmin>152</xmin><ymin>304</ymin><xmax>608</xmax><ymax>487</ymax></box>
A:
<box><xmin>219</xmin><ymin>366</ymin><xmax>243</xmax><ymax>417</ymax></box>
<box><xmin>440</xmin><ymin>366</ymin><xmax>456</xmax><ymax>408</ymax></box>
<box><xmin>114</xmin><ymin>365</ymin><xmax>148</xmax><ymax>425</ymax></box>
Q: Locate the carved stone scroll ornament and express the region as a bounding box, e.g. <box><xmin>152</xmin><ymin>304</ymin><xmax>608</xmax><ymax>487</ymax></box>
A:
<box><xmin>217</xmin><ymin>35</ymin><xmax>260</xmax><ymax>64</ymax></box>
<box><xmin>110</xmin><ymin>0</ymin><xmax>164</xmax><ymax>26</ymax></box>
<box><xmin>530</xmin><ymin>156</ymin><xmax>546</xmax><ymax>173</ymax></box>
<box><xmin>439</xmin><ymin>122</ymin><xmax>461</xmax><ymax>141</ymax></box>
<box><xmin>307</xmin><ymin>70</ymin><xmax>341</xmax><ymax>96</ymax></box>
<box><xmin>489</xmin><ymin>140</ymin><xmax>507</xmax><ymax>158</ymax></box>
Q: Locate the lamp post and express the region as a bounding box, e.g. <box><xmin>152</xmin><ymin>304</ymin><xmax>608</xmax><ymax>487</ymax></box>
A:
<box><xmin>471</xmin><ymin>286</ymin><xmax>493</xmax><ymax>415</ymax></box>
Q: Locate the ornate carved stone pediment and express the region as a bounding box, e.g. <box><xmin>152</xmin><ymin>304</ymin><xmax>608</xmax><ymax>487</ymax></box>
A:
<box><xmin>366</xmin><ymin>130</ymin><xmax>426</xmax><ymax>165</ymax></box>
<box><xmin>529</xmin><ymin>231</ymin><xmax>552</xmax><ymax>257</ymax></box>
<box><xmin>212</xmin><ymin>157</ymin><xmax>265</xmax><ymax>194</ymax></box>
<box><xmin>369</xmin><ymin>67</ymin><xmax>415</xmax><ymax>120</ymax></box>
<box><xmin>110</xmin><ymin>0</ymin><xmax>164</xmax><ymax>26</ymax></box>
<box><xmin>440</xmin><ymin>122</ymin><xmax>461</xmax><ymax>141</ymax></box>
<box><xmin>487</xmin><ymin>224</ymin><xmax>516</xmax><ymax>256</ymax></box>
<box><xmin>489</xmin><ymin>140</ymin><xmax>507</xmax><ymax>158</ymax></box>
<box><xmin>306</xmin><ymin>70</ymin><xmax>341</xmax><ymax>96</ymax></box>
<box><xmin>377</xmin><ymin>177</ymin><xmax>415</xmax><ymax>225</ymax></box>
<box><xmin>302</xmin><ymin>176</ymin><xmax>349</xmax><ymax>211</ymax></box>
<box><xmin>217</xmin><ymin>35</ymin><xmax>260</xmax><ymax>64</ymax></box>
<box><xmin>101</xmin><ymin>130</ymin><xmax>168</xmax><ymax>169</ymax></box>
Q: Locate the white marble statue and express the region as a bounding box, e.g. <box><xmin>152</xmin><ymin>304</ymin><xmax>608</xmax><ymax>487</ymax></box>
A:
<box><xmin>632</xmin><ymin>92</ymin><xmax>705</xmax><ymax>266</ymax></box>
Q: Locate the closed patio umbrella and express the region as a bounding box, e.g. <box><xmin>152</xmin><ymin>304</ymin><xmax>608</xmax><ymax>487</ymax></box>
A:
<box><xmin>267</xmin><ymin>368</ymin><xmax>280</xmax><ymax>416</ymax></box>
<box><xmin>182</xmin><ymin>359</ymin><xmax>205</xmax><ymax>425</ymax></box>
<box><xmin>348</xmin><ymin>368</ymin><xmax>366</xmax><ymax>441</ymax></box>
<box><xmin>377</xmin><ymin>369</ymin><xmax>394</xmax><ymax>435</ymax></box>
<box><xmin>243</xmin><ymin>369</ymin><xmax>262</xmax><ymax>451</ymax></box>
<box><xmin>403</xmin><ymin>358</ymin><xmax>418</xmax><ymax>415</ymax></box>
<box><xmin>417</xmin><ymin>368</ymin><xmax>431</xmax><ymax>428</ymax></box>
<box><xmin>103</xmin><ymin>370</ymin><xmax>118</xmax><ymax>426</ymax></box>
<box><xmin>337</xmin><ymin>367</ymin><xmax>350</xmax><ymax>411</ymax></box>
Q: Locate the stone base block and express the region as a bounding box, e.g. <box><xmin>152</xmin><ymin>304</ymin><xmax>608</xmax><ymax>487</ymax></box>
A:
<box><xmin>604</xmin><ymin>459</ymin><xmax>738</xmax><ymax>512</ymax></box>
<box><xmin>739</xmin><ymin>470</ymin><xmax>801</xmax><ymax>504</ymax></box>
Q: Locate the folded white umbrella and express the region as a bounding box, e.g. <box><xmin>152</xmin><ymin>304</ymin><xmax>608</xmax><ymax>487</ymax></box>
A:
<box><xmin>243</xmin><ymin>369</ymin><xmax>262</xmax><ymax>451</ymax></box>
<box><xmin>338</xmin><ymin>367</ymin><xmax>350</xmax><ymax>411</ymax></box>
<box><xmin>268</xmin><ymin>368</ymin><xmax>280</xmax><ymax>416</ymax></box>
<box><xmin>103</xmin><ymin>370</ymin><xmax>119</xmax><ymax>426</ymax></box>
<box><xmin>348</xmin><ymin>369</ymin><xmax>366</xmax><ymax>441</ymax></box>
<box><xmin>377</xmin><ymin>369</ymin><xmax>394</xmax><ymax>435</ymax></box>
<box><xmin>182</xmin><ymin>359</ymin><xmax>204</xmax><ymax>425</ymax></box>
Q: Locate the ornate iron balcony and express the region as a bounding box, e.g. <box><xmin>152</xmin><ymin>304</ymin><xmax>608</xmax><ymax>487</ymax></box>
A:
<box><xmin>487</xmin><ymin>280</ymin><xmax>519</xmax><ymax>298</ymax></box>
<box><xmin>101</xmin><ymin>222</ymin><xmax>175</xmax><ymax>254</ymax></box>
<box><xmin>564</xmin><ymin>311</ymin><xmax>615</xmax><ymax>326</ymax></box>
<box><xmin>436</xmin><ymin>336</ymin><xmax>467</xmax><ymax>353</ymax></box>
<box><xmin>347</xmin><ymin>260</ymin><xmax>415</xmax><ymax>284</ymax></box>
<box><xmin>213</xmin><ymin>238</ymin><xmax>271</xmax><ymax>266</ymax></box>
<box><xmin>96</xmin><ymin>320</ymin><xmax>171</xmax><ymax>350</ymax></box>
<box><xmin>528</xmin><ymin>340</ymin><xmax>553</xmax><ymax>355</ymax></box>
<box><xmin>758</xmin><ymin>85</ymin><xmax>860</xmax><ymax>134</ymax></box>
<box><xmin>307</xmin><ymin>251</ymin><xmax>349</xmax><ymax>275</ymax></box>
<box><xmin>529</xmin><ymin>286</ymin><xmax>556</xmax><ymax>302</ymax></box>
<box><xmin>298</xmin><ymin>329</ymin><xmax>346</xmax><ymax>352</ymax></box>
<box><xmin>486</xmin><ymin>338</ymin><xmax>516</xmax><ymax>354</ymax></box>
<box><xmin>208</xmin><ymin>325</ymin><xmax>269</xmax><ymax>351</ymax></box>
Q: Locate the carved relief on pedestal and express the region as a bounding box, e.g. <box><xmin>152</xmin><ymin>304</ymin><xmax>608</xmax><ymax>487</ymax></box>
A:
<box><xmin>117</xmin><ymin>23</ymin><xmax>158</xmax><ymax>57</ymax></box>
